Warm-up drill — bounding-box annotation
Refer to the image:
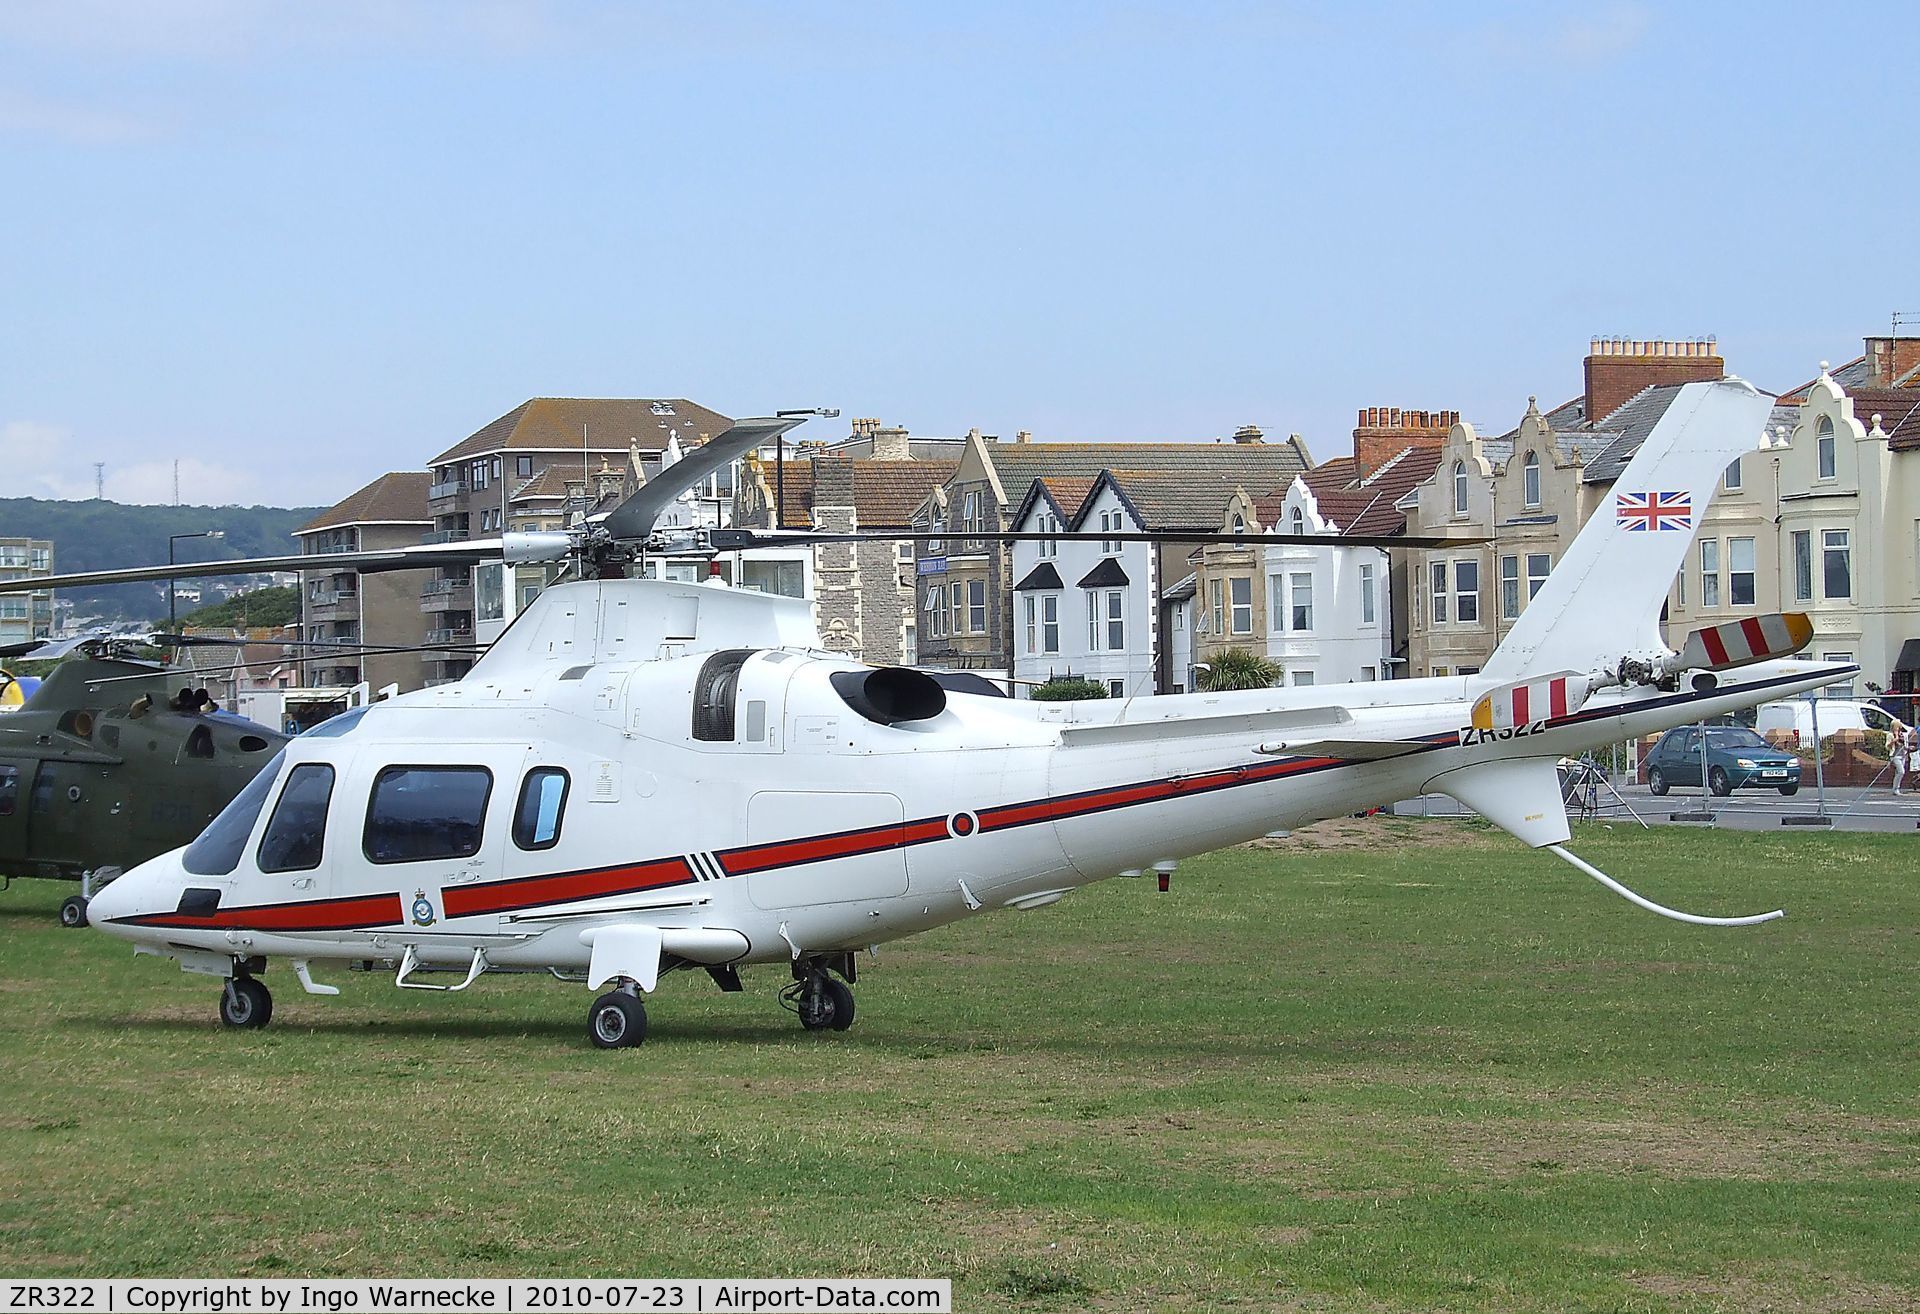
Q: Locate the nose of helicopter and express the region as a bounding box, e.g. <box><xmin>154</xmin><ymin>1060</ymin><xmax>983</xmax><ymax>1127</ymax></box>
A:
<box><xmin>86</xmin><ymin>854</ymin><xmax>179</xmax><ymax>938</ymax></box>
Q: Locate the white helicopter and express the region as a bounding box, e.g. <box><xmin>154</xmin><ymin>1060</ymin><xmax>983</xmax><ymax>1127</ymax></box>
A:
<box><xmin>7</xmin><ymin>382</ymin><xmax>1847</xmax><ymax>1047</ymax></box>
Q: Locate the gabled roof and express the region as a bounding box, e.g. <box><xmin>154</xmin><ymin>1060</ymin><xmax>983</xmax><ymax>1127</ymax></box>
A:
<box><xmin>430</xmin><ymin>398</ymin><xmax>733</xmax><ymax>465</ymax></box>
<box><xmin>299</xmin><ymin>471</ymin><xmax>430</xmax><ymax>534</ymax></box>
<box><xmin>782</xmin><ymin>459</ymin><xmax>958</xmax><ymax>529</ymax></box>
<box><xmin>1009</xmin><ymin>477</ymin><xmax>1097</xmax><ymax>531</ymax></box>
<box><xmin>1099</xmin><ymin>468</ymin><xmax>1266</xmax><ymax>530</ymax></box>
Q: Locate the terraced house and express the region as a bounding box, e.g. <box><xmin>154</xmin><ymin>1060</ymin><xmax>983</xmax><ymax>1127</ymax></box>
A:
<box><xmin>295</xmin><ymin>472</ymin><xmax>431</xmax><ymax>692</ymax></box>
<box><xmin>915</xmin><ymin>426</ymin><xmax>1311</xmax><ymax>686</ymax></box>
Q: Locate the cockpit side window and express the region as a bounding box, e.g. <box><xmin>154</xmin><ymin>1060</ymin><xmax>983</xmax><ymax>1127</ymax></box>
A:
<box><xmin>183</xmin><ymin>749</ymin><xmax>287</xmax><ymax>876</ymax></box>
<box><xmin>512</xmin><ymin>768</ymin><xmax>570</xmax><ymax>851</ymax></box>
<box><xmin>363</xmin><ymin>766</ymin><xmax>493</xmax><ymax>864</ymax></box>
<box><xmin>257</xmin><ymin>764</ymin><xmax>336</xmax><ymax>873</ymax></box>
<box><xmin>692</xmin><ymin>649</ymin><xmax>754</xmax><ymax>742</ymax></box>
<box><xmin>0</xmin><ymin>764</ymin><xmax>18</xmax><ymax>817</ymax></box>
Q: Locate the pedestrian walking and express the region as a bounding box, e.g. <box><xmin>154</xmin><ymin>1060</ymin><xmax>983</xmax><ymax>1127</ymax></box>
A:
<box><xmin>1894</xmin><ymin>722</ymin><xmax>1915</xmax><ymax>796</ymax></box>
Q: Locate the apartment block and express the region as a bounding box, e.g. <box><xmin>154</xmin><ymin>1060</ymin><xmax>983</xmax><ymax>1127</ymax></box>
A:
<box><xmin>295</xmin><ymin>472</ymin><xmax>431</xmax><ymax>692</ymax></box>
<box><xmin>0</xmin><ymin>538</ymin><xmax>53</xmax><ymax>646</ymax></box>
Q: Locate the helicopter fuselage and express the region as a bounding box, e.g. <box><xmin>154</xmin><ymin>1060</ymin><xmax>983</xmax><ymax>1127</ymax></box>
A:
<box><xmin>87</xmin><ymin>580</ymin><xmax>1848</xmax><ymax>988</ymax></box>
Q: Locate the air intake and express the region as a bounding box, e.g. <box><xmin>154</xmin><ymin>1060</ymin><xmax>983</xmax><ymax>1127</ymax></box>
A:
<box><xmin>830</xmin><ymin>667</ymin><xmax>948</xmax><ymax>726</ymax></box>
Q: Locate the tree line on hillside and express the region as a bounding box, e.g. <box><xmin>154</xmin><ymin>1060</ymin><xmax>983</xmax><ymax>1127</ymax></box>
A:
<box><xmin>0</xmin><ymin>497</ymin><xmax>322</xmax><ymax>623</ymax></box>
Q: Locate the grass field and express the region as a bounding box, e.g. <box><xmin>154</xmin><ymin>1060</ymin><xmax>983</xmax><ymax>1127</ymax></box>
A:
<box><xmin>2</xmin><ymin>819</ymin><xmax>1917</xmax><ymax>1311</ymax></box>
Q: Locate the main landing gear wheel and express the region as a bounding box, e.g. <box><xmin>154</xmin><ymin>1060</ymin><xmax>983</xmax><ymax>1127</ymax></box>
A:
<box><xmin>1647</xmin><ymin>768</ymin><xmax>1669</xmax><ymax>797</ymax></box>
<box><xmin>219</xmin><ymin>977</ymin><xmax>272</xmax><ymax>1029</ymax></box>
<box><xmin>798</xmin><ymin>977</ymin><xmax>855</xmax><ymax>1033</ymax></box>
<box><xmin>58</xmin><ymin>896</ymin><xmax>88</xmax><ymax>929</ymax></box>
<box><xmin>588</xmin><ymin>990</ymin><xmax>648</xmax><ymax>1049</ymax></box>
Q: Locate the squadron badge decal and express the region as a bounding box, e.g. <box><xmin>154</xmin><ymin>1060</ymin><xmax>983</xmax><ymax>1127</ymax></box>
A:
<box><xmin>410</xmin><ymin>889</ymin><xmax>437</xmax><ymax>927</ymax></box>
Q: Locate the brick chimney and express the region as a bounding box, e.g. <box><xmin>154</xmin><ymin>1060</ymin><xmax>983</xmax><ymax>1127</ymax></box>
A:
<box><xmin>1583</xmin><ymin>338</ymin><xmax>1723</xmax><ymax>426</ymax></box>
<box><xmin>849</xmin><ymin>417</ymin><xmax>881</xmax><ymax>438</ymax></box>
<box><xmin>1865</xmin><ymin>336</ymin><xmax>1920</xmax><ymax>386</ymax></box>
<box><xmin>1351</xmin><ymin>406</ymin><xmax>1457</xmax><ymax>477</ymax></box>
<box><xmin>1014</xmin><ymin>430</ymin><xmax>1032</xmax><ymax>444</ymax></box>
<box><xmin>1232</xmin><ymin>424</ymin><xmax>1264</xmax><ymax>445</ymax></box>
<box><xmin>873</xmin><ymin>425</ymin><xmax>911</xmax><ymax>461</ymax></box>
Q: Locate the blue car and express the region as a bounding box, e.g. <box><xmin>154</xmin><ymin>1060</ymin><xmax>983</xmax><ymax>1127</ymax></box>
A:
<box><xmin>1645</xmin><ymin>725</ymin><xmax>1802</xmax><ymax>797</ymax></box>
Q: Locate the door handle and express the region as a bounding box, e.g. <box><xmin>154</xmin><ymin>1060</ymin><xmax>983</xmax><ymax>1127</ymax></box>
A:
<box><xmin>290</xmin><ymin>877</ymin><xmax>315</xmax><ymax>890</ymax></box>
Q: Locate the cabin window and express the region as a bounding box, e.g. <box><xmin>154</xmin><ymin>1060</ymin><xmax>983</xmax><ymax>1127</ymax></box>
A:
<box><xmin>257</xmin><ymin>764</ymin><xmax>336</xmax><ymax>873</ymax></box>
<box><xmin>0</xmin><ymin>764</ymin><xmax>17</xmax><ymax>817</ymax></box>
<box><xmin>691</xmin><ymin>649</ymin><xmax>753</xmax><ymax>741</ymax></box>
<box><xmin>183</xmin><ymin>750</ymin><xmax>286</xmax><ymax>876</ymax></box>
<box><xmin>512</xmin><ymin>768</ymin><xmax>570</xmax><ymax>851</ymax></box>
<box><xmin>363</xmin><ymin>766</ymin><xmax>493</xmax><ymax>864</ymax></box>
<box><xmin>187</xmin><ymin>725</ymin><xmax>215</xmax><ymax>759</ymax></box>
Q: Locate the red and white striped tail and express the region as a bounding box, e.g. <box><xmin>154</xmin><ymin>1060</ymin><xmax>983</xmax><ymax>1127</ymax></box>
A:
<box><xmin>1470</xmin><ymin>671</ymin><xmax>1593</xmax><ymax>731</ymax></box>
<box><xmin>1679</xmin><ymin>612</ymin><xmax>1814</xmax><ymax>672</ymax></box>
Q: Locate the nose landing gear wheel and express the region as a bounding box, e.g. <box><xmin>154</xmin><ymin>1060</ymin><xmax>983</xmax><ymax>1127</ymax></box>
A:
<box><xmin>219</xmin><ymin>977</ymin><xmax>272</xmax><ymax>1029</ymax></box>
<box><xmin>588</xmin><ymin>990</ymin><xmax>648</xmax><ymax>1049</ymax></box>
<box><xmin>798</xmin><ymin>977</ymin><xmax>855</xmax><ymax>1033</ymax></box>
<box><xmin>58</xmin><ymin>896</ymin><xmax>88</xmax><ymax>929</ymax></box>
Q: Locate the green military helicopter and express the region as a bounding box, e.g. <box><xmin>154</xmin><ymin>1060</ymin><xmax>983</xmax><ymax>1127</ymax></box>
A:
<box><xmin>0</xmin><ymin>634</ymin><xmax>289</xmax><ymax>925</ymax></box>
<box><xmin>0</xmin><ymin>629</ymin><xmax>485</xmax><ymax>926</ymax></box>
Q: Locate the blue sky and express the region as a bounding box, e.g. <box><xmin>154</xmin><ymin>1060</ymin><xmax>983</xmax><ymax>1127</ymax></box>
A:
<box><xmin>2</xmin><ymin>1</ymin><xmax>1915</xmax><ymax>507</ymax></box>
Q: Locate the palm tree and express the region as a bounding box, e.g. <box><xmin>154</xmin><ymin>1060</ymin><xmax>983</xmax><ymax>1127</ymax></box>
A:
<box><xmin>1196</xmin><ymin>647</ymin><xmax>1283</xmax><ymax>691</ymax></box>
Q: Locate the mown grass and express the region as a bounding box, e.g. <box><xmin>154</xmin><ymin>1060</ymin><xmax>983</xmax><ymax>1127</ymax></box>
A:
<box><xmin>2</xmin><ymin>819</ymin><xmax>1917</xmax><ymax>1311</ymax></box>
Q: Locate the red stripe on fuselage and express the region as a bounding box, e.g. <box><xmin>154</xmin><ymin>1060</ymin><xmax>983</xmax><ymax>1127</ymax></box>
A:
<box><xmin>125</xmin><ymin>891</ymin><xmax>402</xmax><ymax>933</ymax></box>
<box><xmin>442</xmin><ymin>857</ymin><xmax>694</xmax><ymax>917</ymax></box>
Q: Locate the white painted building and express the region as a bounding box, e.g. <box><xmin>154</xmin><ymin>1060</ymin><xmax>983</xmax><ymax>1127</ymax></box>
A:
<box><xmin>1259</xmin><ymin>476</ymin><xmax>1395</xmax><ymax>686</ymax></box>
<box><xmin>1008</xmin><ymin>475</ymin><xmax>1160</xmax><ymax>697</ymax></box>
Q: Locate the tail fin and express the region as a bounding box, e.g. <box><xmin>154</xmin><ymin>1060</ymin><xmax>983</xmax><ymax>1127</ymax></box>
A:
<box><xmin>1482</xmin><ymin>378</ymin><xmax>1774</xmax><ymax>681</ymax></box>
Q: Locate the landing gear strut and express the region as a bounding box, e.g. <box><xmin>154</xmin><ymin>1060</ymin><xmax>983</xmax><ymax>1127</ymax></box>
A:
<box><xmin>588</xmin><ymin>985</ymin><xmax>649</xmax><ymax>1049</ymax></box>
<box><xmin>219</xmin><ymin>976</ymin><xmax>273</xmax><ymax>1029</ymax></box>
<box><xmin>782</xmin><ymin>957</ymin><xmax>856</xmax><ymax>1033</ymax></box>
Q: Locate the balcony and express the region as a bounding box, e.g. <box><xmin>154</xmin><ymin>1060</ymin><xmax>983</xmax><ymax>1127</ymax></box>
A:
<box><xmin>305</xmin><ymin>589</ymin><xmax>358</xmax><ymax>618</ymax></box>
<box><xmin>424</xmin><ymin>626</ymin><xmax>474</xmax><ymax>647</ymax></box>
<box><xmin>421</xmin><ymin>528</ymin><xmax>471</xmax><ymax>545</ymax></box>
<box><xmin>420</xmin><ymin>579</ymin><xmax>472</xmax><ymax>611</ymax></box>
<box><xmin>428</xmin><ymin>479</ymin><xmax>469</xmax><ymax>502</ymax></box>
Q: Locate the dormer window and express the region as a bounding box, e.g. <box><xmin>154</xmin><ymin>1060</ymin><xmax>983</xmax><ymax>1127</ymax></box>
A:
<box><xmin>1522</xmin><ymin>452</ymin><xmax>1540</xmax><ymax>508</ymax></box>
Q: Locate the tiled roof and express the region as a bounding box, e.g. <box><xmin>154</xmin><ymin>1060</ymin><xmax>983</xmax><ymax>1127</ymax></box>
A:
<box><xmin>789</xmin><ymin>459</ymin><xmax>958</xmax><ymax>528</ymax></box>
<box><xmin>1102</xmin><ymin>468</ymin><xmax>1272</xmax><ymax>530</ymax></box>
<box><xmin>1077</xmin><ymin>558</ymin><xmax>1129</xmax><ymax>588</ymax></box>
<box><xmin>983</xmin><ymin>438</ymin><xmax>1310</xmax><ymax>497</ymax></box>
<box><xmin>430</xmin><ymin>398</ymin><xmax>733</xmax><ymax>465</ymax></box>
<box><xmin>1778</xmin><ymin>356</ymin><xmax>1871</xmax><ymax>404</ymax></box>
<box><xmin>1851</xmin><ymin>387</ymin><xmax>1920</xmax><ymax>450</ymax></box>
<box><xmin>507</xmin><ymin>466</ymin><xmax>572</xmax><ymax>503</ymax></box>
<box><xmin>299</xmin><ymin>471</ymin><xmax>430</xmax><ymax>534</ymax></box>
<box><xmin>1162</xmin><ymin>571</ymin><xmax>1198</xmax><ymax>602</ymax></box>
<box><xmin>1300</xmin><ymin>456</ymin><xmax>1359</xmax><ymax>501</ymax></box>
<box><xmin>1014</xmin><ymin>562</ymin><xmax>1064</xmax><ymax>591</ymax></box>
<box><xmin>1287</xmin><ymin>445</ymin><xmax>1443</xmax><ymax>536</ymax></box>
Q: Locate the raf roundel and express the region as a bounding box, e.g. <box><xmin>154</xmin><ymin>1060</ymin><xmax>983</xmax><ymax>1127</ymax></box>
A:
<box><xmin>946</xmin><ymin>811</ymin><xmax>980</xmax><ymax>840</ymax></box>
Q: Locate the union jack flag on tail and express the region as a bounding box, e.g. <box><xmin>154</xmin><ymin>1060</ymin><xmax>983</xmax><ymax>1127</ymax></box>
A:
<box><xmin>1616</xmin><ymin>490</ymin><xmax>1693</xmax><ymax>532</ymax></box>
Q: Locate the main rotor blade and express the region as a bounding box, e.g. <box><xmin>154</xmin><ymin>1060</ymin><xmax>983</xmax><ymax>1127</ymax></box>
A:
<box><xmin>0</xmin><ymin>539</ymin><xmax>522</xmax><ymax>595</ymax></box>
<box><xmin>601</xmin><ymin>416</ymin><xmax>810</xmax><ymax>541</ymax></box>
<box><xmin>711</xmin><ymin>528</ymin><xmax>1490</xmax><ymax>551</ymax></box>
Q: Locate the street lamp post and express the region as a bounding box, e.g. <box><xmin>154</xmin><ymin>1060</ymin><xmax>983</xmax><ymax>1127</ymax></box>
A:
<box><xmin>167</xmin><ymin>529</ymin><xmax>225</xmax><ymax>636</ymax></box>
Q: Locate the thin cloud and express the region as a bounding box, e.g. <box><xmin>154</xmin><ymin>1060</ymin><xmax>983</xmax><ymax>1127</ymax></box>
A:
<box><xmin>0</xmin><ymin>87</ymin><xmax>165</xmax><ymax>145</ymax></box>
<box><xmin>1462</xmin><ymin>3</ymin><xmax>1650</xmax><ymax>65</ymax></box>
<box><xmin>2</xmin><ymin>420</ymin><xmax>282</xmax><ymax>505</ymax></box>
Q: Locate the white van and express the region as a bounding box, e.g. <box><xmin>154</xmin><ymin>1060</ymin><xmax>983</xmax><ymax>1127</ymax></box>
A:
<box><xmin>1755</xmin><ymin>697</ymin><xmax>1899</xmax><ymax>746</ymax></box>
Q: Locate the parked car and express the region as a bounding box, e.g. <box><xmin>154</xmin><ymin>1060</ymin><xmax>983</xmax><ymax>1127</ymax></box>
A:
<box><xmin>1645</xmin><ymin>725</ymin><xmax>1803</xmax><ymax>796</ymax></box>
<box><xmin>1755</xmin><ymin>697</ymin><xmax>1898</xmax><ymax>746</ymax></box>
